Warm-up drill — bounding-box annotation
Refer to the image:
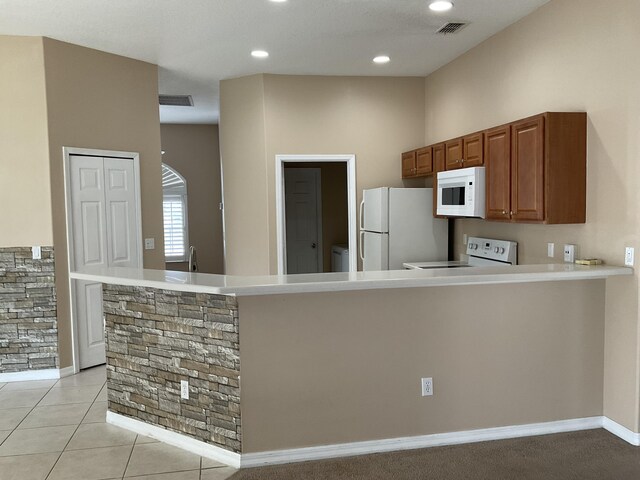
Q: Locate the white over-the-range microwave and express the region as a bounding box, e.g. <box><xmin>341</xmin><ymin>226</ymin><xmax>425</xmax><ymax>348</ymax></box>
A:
<box><xmin>436</xmin><ymin>166</ymin><xmax>486</xmax><ymax>218</ymax></box>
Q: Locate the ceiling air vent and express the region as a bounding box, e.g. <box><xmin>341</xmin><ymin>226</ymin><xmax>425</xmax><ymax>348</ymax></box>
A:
<box><xmin>436</xmin><ymin>22</ymin><xmax>467</xmax><ymax>35</ymax></box>
<box><xmin>159</xmin><ymin>95</ymin><xmax>194</xmax><ymax>107</ymax></box>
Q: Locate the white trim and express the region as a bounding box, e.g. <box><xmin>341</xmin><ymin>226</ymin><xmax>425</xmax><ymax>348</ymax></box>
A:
<box><xmin>275</xmin><ymin>154</ymin><xmax>357</xmax><ymax>275</ymax></box>
<box><xmin>603</xmin><ymin>416</ymin><xmax>640</xmax><ymax>446</ymax></box>
<box><xmin>58</xmin><ymin>366</ymin><xmax>76</xmax><ymax>378</ymax></box>
<box><xmin>107</xmin><ymin>412</ymin><xmax>241</xmax><ymax>468</ymax></box>
<box><xmin>63</xmin><ymin>147</ymin><xmax>144</xmax><ymax>374</ymax></box>
<box><xmin>101</xmin><ymin>413</ymin><xmax>640</xmax><ymax>469</ymax></box>
<box><xmin>0</xmin><ymin>368</ymin><xmax>69</xmax><ymax>382</ymax></box>
<box><xmin>241</xmin><ymin>417</ymin><xmax>603</xmax><ymax>468</ymax></box>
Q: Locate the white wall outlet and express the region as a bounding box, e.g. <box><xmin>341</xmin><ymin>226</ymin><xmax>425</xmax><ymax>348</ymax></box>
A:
<box><xmin>463</xmin><ymin>234</ymin><xmax>468</xmax><ymax>245</ymax></box>
<box><xmin>547</xmin><ymin>243</ymin><xmax>554</xmax><ymax>258</ymax></box>
<box><xmin>180</xmin><ymin>380</ymin><xmax>189</xmax><ymax>400</ymax></box>
<box><xmin>31</xmin><ymin>246</ymin><xmax>42</xmax><ymax>260</ymax></box>
<box><xmin>563</xmin><ymin>244</ymin><xmax>576</xmax><ymax>263</ymax></box>
<box><xmin>421</xmin><ymin>377</ymin><xmax>433</xmax><ymax>397</ymax></box>
<box><xmin>144</xmin><ymin>238</ymin><xmax>155</xmax><ymax>250</ymax></box>
<box><xmin>625</xmin><ymin>247</ymin><xmax>634</xmax><ymax>266</ymax></box>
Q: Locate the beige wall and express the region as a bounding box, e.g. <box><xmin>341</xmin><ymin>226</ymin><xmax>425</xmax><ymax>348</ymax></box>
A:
<box><xmin>0</xmin><ymin>36</ymin><xmax>52</xmax><ymax>247</ymax></box>
<box><xmin>161</xmin><ymin>124</ymin><xmax>224</xmax><ymax>274</ymax></box>
<box><xmin>238</xmin><ymin>280</ymin><xmax>605</xmax><ymax>452</ymax></box>
<box><xmin>285</xmin><ymin>162</ymin><xmax>348</xmax><ymax>272</ymax></box>
<box><xmin>219</xmin><ymin>75</ymin><xmax>270</xmax><ymax>275</ymax></box>
<box><xmin>219</xmin><ymin>74</ymin><xmax>425</xmax><ymax>274</ymax></box>
<box><xmin>42</xmin><ymin>38</ymin><xmax>164</xmax><ymax>368</ymax></box>
<box><xmin>423</xmin><ymin>0</ymin><xmax>640</xmax><ymax>430</ymax></box>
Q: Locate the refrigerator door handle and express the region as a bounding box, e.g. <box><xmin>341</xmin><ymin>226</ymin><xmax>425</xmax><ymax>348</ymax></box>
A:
<box><xmin>359</xmin><ymin>199</ymin><xmax>365</xmax><ymax>231</ymax></box>
<box><xmin>359</xmin><ymin>231</ymin><xmax>365</xmax><ymax>262</ymax></box>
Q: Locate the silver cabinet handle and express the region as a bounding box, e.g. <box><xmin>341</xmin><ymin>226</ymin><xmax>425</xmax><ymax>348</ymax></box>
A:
<box><xmin>359</xmin><ymin>199</ymin><xmax>365</xmax><ymax>231</ymax></box>
<box><xmin>359</xmin><ymin>231</ymin><xmax>365</xmax><ymax>262</ymax></box>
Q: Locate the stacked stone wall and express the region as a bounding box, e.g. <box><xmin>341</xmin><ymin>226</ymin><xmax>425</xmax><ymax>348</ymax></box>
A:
<box><xmin>103</xmin><ymin>284</ymin><xmax>241</xmax><ymax>453</ymax></box>
<box><xmin>0</xmin><ymin>247</ymin><xmax>58</xmax><ymax>373</ymax></box>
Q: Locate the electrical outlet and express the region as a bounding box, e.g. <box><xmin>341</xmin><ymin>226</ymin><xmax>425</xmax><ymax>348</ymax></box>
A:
<box><xmin>547</xmin><ymin>243</ymin><xmax>554</xmax><ymax>258</ymax></box>
<box><xmin>180</xmin><ymin>380</ymin><xmax>189</xmax><ymax>400</ymax></box>
<box><xmin>625</xmin><ymin>247</ymin><xmax>634</xmax><ymax>266</ymax></box>
<box><xmin>144</xmin><ymin>238</ymin><xmax>155</xmax><ymax>250</ymax></box>
<box><xmin>421</xmin><ymin>377</ymin><xmax>433</xmax><ymax>397</ymax></box>
<box><xmin>564</xmin><ymin>244</ymin><xmax>576</xmax><ymax>263</ymax></box>
<box><xmin>32</xmin><ymin>246</ymin><xmax>41</xmax><ymax>260</ymax></box>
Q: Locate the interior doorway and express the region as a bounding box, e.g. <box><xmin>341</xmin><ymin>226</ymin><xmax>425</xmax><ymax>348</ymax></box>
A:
<box><xmin>276</xmin><ymin>155</ymin><xmax>357</xmax><ymax>274</ymax></box>
<box><xmin>63</xmin><ymin>147</ymin><xmax>143</xmax><ymax>372</ymax></box>
<box><xmin>284</xmin><ymin>168</ymin><xmax>323</xmax><ymax>274</ymax></box>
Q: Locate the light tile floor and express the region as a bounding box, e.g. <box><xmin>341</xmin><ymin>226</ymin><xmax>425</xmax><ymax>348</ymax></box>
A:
<box><xmin>0</xmin><ymin>365</ymin><xmax>237</xmax><ymax>480</ymax></box>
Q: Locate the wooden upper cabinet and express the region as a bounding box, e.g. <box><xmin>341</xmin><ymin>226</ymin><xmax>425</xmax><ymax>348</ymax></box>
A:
<box><xmin>484</xmin><ymin>125</ymin><xmax>511</xmax><ymax>221</ymax></box>
<box><xmin>511</xmin><ymin>116</ymin><xmax>545</xmax><ymax>222</ymax></box>
<box><xmin>463</xmin><ymin>132</ymin><xmax>484</xmax><ymax>167</ymax></box>
<box><xmin>432</xmin><ymin>143</ymin><xmax>446</xmax><ymax>218</ymax></box>
<box><xmin>416</xmin><ymin>147</ymin><xmax>433</xmax><ymax>176</ymax></box>
<box><xmin>401</xmin><ymin>150</ymin><xmax>417</xmax><ymax>178</ymax></box>
<box><xmin>445</xmin><ymin>135</ymin><xmax>483</xmax><ymax>170</ymax></box>
<box><xmin>483</xmin><ymin>112</ymin><xmax>586</xmax><ymax>225</ymax></box>
<box><xmin>445</xmin><ymin>138</ymin><xmax>463</xmax><ymax>170</ymax></box>
<box><xmin>433</xmin><ymin>143</ymin><xmax>445</xmax><ymax>173</ymax></box>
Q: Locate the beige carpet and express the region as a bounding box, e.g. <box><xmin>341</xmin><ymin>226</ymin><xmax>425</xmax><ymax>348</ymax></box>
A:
<box><xmin>229</xmin><ymin>429</ymin><xmax>640</xmax><ymax>480</ymax></box>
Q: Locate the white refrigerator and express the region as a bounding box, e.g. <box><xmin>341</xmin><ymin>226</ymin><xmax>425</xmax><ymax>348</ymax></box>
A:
<box><xmin>359</xmin><ymin>188</ymin><xmax>448</xmax><ymax>271</ymax></box>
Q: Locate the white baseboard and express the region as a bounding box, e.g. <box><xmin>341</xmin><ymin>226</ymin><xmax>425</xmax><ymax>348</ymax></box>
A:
<box><xmin>241</xmin><ymin>417</ymin><xmax>604</xmax><ymax>467</ymax></box>
<box><xmin>0</xmin><ymin>368</ymin><xmax>62</xmax><ymax>382</ymax></box>
<box><xmin>58</xmin><ymin>366</ymin><xmax>76</xmax><ymax>378</ymax></box>
<box><xmin>105</xmin><ymin>413</ymin><xmax>640</xmax><ymax>469</ymax></box>
<box><xmin>602</xmin><ymin>417</ymin><xmax>640</xmax><ymax>446</ymax></box>
<box><xmin>107</xmin><ymin>412</ymin><xmax>241</xmax><ymax>469</ymax></box>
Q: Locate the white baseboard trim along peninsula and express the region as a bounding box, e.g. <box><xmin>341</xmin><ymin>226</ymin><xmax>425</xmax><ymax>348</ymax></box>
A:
<box><xmin>107</xmin><ymin>413</ymin><xmax>640</xmax><ymax>468</ymax></box>
<box><xmin>0</xmin><ymin>366</ymin><xmax>75</xmax><ymax>382</ymax></box>
<box><xmin>241</xmin><ymin>417</ymin><xmax>604</xmax><ymax>467</ymax></box>
<box><xmin>107</xmin><ymin>412</ymin><xmax>242</xmax><ymax>469</ymax></box>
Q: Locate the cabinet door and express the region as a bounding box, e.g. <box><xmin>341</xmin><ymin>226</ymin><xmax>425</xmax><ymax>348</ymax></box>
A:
<box><xmin>484</xmin><ymin>125</ymin><xmax>511</xmax><ymax>221</ymax></box>
<box><xmin>416</xmin><ymin>147</ymin><xmax>433</xmax><ymax>176</ymax></box>
<box><xmin>463</xmin><ymin>132</ymin><xmax>483</xmax><ymax>167</ymax></box>
<box><xmin>432</xmin><ymin>143</ymin><xmax>446</xmax><ymax>218</ymax></box>
<box><xmin>402</xmin><ymin>151</ymin><xmax>417</xmax><ymax>178</ymax></box>
<box><xmin>511</xmin><ymin>116</ymin><xmax>545</xmax><ymax>222</ymax></box>
<box><xmin>445</xmin><ymin>138</ymin><xmax>463</xmax><ymax>170</ymax></box>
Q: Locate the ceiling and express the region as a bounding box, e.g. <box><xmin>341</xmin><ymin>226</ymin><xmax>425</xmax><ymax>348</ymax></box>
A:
<box><xmin>0</xmin><ymin>0</ymin><xmax>550</xmax><ymax>124</ymax></box>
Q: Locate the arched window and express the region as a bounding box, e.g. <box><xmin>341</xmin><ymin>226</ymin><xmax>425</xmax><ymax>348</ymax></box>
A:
<box><xmin>162</xmin><ymin>164</ymin><xmax>189</xmax><ymax>262</ymax></box>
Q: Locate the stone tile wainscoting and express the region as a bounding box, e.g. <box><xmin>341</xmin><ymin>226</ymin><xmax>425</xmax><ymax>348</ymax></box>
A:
<box><xmin>103</xmin><ymin>285</ymin><xmax>241</xmax><ymax>453</ymax></box>
<box><xmin>0</xmin><ymin>247</ymin><xmax>58</xmax><ymax>374</ymax></box>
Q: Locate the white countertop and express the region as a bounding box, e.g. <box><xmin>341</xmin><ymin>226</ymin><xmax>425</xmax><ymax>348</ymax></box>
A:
<box><xmin>70</xmin><ymin>264</ymin><xmax>633</xmax><ymax>297</ymax></box>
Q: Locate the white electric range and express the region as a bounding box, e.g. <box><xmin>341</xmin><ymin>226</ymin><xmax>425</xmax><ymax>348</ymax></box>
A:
<box><xmin>403</xmin><ymin>237</ymin><xmax>518</xmax><ymax>269</ymax></box>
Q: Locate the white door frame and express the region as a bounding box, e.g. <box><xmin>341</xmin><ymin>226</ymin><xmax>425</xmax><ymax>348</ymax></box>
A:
<box><xmin>63</xmin><ymin>146</ymin><xmax>143</xmax><ymax>373</ymax></box>
<box><xmin>275</xmin><ymin>154</ymin><xmax>357</xmax><ymax>274</ymax></box>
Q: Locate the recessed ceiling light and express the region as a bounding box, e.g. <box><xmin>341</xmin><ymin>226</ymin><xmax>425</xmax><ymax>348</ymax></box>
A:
<box><xmin>373</xmin><ymin>55</ymin><xmax>390</xmax><ymax>64</ymax></box>
<box><xmin>251</xmin><ymin>50</ymin><xmax>269</xmax><ymax>58</ymax></box>
<box><xmin>429</xmin><ymin>1</ymin><xmax>453</xmax><ymax>12</ymax></box>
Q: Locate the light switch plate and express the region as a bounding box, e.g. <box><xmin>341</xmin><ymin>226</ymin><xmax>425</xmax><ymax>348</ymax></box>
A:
<box><xmin>144</xmin><ymin>238</ymin><xmax>155</xmax><ymax>250</ymax></box>
<box><xmin>625</xmin><ymin>247</ymin><xmax>634</xmax><ymax>266</ymax></box>
<box><xmin>564</xmin><ymin>244</ymin><xmax>576</xmax><ymax>263</ymax></box>
<box><xmin>32</xmin><ymin>246</ymin><xmax>41</xmax><ymax>260</ymax></box>
<box><xmin>547</xmin><ymin>243</ymin><xmax>554</xmax><ymax>258</ymax></box>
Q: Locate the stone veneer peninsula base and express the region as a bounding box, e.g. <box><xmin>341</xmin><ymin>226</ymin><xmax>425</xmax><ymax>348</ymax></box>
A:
<box><xmin>80</xmin><ymin>265</ymin><xmax>636</xmax><ymax>467</ymax></box>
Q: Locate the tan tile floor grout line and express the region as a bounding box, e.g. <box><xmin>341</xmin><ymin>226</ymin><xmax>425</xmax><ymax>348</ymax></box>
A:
<box><xmin>44</xmin><ymin>368</ymin><xmax>108</xmax><ymax>480</ymax></box>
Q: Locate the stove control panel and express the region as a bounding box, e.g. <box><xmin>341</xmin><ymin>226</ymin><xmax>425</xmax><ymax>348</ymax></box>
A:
<box><xmin>466</xmin><ymin>237</ymin><xmax>518</xmax><ymax>265</ymax></box>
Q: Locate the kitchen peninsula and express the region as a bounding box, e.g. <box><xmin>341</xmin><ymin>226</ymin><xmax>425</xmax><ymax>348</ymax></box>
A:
<box><xmin>71</xmin><ymin>265</ymin><xmax>631</xmax><ymax>468</ymax></box>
